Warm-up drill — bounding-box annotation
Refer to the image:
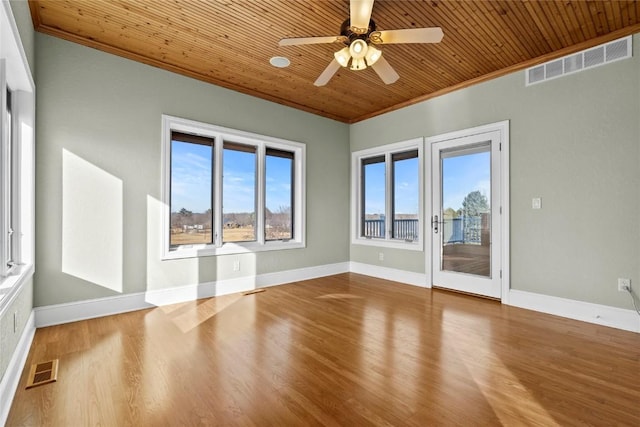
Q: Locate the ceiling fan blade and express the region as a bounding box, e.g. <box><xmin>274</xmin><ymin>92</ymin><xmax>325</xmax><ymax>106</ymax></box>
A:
<box><xmin>376</xmin><ymin>27</ymin><xmax>444</xmax><ymax>44</ymax></box>
<box><xmin>314</xmin><ymin>59</ymin><xmax>342</xmax><ymax>86</ymax></box>
<box><xmin>279</xmin><ymin>36</ymin><xmax>343</xmax><ymax>46</ymax></box>
<box><xmin>350</xmin><ymin>0</ymin><xmax>375</xmax><ymax>32</ymax></box>
<box><xmin>371</xmin><ymin>56</ymin><xmax>399</xmax><ymax>84</ymax></box>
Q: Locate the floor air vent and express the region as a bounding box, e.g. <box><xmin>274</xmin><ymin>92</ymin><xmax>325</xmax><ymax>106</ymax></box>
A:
<box><xmin>526</xmin><ymin>36</ymin><xmax>632</xmax><ymax>86</ymax></box>
<box><xmin>26</xmin><ymin>359</ymin><xmax>59</xmax><ymax>389</ymax></box>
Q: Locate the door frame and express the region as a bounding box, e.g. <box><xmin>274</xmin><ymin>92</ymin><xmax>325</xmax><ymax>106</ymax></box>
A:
<box><xmin>425</xmin><ymin>121</ymin><xmax>510</xmax><ymax>303</ymax></box>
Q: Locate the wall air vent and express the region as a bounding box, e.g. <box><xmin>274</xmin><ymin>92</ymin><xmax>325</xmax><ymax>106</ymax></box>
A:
<box><xmin>526</xmin><ymin>36</ymin><xmax>632</xmax><ymax>86</ymax></box>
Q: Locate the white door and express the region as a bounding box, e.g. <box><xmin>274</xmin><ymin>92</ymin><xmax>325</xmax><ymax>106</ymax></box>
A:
<box><xmin>430</xmin><ymin>128</ymin><xmax>503</xmax><ymax>298</ymax></box>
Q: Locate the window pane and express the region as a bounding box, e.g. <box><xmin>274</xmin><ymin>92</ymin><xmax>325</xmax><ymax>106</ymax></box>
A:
<box><xmin>170</xmin><ymin>137</ymin><xmax>213</xmax><ymax>246</ymax></box>
<box><xmin>265</xmin><ymin>149</ymin><xmax>293</xmax><ymax>240</ymax></box>
<box><xmin>223</xmin><ymin>143</ymin><xmax>256</xmax><ymax>242</ymax></box>
<box><xmin>4</xmin><ymin>89</ymin><xmax>13</xmax><ymax>266</ymax></box>
<box><xmin>392</xmin><ymin>150</ymin><xmax>419</xmax><ymax>240</ymax></box>
<box><xmin>362</xmin><ymin>156</ymin><xmax>385</xmax><ymax>238</ymax></box>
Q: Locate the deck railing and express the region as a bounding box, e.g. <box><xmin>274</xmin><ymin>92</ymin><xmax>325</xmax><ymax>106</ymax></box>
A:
<box><xmin>363</xmin><ymin>215</ymin><xmax>487</xmax><ymax>244</ymax></box>
<box><xmin>363</xmin><ymin>219</ymin><xmax>419</xmax><ymax>240</ymax></box>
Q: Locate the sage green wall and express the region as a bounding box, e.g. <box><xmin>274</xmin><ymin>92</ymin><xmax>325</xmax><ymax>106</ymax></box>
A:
<box><xmin>351</xmin><ymin>34</ymin><xmax>640</xmax><ymax>310</ymax></box>
<box><xmin>9</xmin><ymin>0</ymin><xmax>34</xmax><ymax>73</ymax></box>
<box><xmin>34</xmin><ymin>33</ymin><xmax>350</xmax><ymax>306</ymax></box>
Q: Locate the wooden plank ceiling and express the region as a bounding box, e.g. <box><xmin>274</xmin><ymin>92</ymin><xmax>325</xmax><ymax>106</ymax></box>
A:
<box><xmin>29</xmin><ymin>1</ymin><xmax>640</xmax><ymax>123</ymax></box>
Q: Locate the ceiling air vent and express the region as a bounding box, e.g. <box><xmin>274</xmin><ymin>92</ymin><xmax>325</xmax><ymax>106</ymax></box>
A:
<box><xmin>526</xmin><ymin>36</ymin><xmax>632</xmax><ymax>86</ymax></box>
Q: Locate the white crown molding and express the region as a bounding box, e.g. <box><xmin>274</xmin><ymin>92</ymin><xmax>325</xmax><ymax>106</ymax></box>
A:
<box><xmin>0</xmin><ymin>310</ymin><xmax>35</xmax><ymax>427</ymax></box>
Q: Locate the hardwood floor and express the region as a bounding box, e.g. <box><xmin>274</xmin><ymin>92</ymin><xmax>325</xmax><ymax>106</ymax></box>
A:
<box><xmin>7</xmin><ymin>273</ymin><xmax>640</xmax><ymax>426</ymax></box>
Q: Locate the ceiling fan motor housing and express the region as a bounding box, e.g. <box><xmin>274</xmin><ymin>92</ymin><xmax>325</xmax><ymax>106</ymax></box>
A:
<box><xmin>341</xmin><ymin>19</ymin><xmax>377</xmax><ymax>44</ymax></box>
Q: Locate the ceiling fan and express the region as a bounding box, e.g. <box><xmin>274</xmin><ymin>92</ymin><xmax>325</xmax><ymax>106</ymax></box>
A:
<box><xmin>278</xmin><ymin>0</ymin><xmax>443</xmax><ymax>86</ymax></box>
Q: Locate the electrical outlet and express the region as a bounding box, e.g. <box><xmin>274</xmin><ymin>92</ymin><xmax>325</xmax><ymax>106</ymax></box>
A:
<box><xmin>532</xmin><ymin>197</ymin><xmax>541</xmax><ymax>209</ymax></box>
<box><xmin>378</xmin><ymin>252</ymin><xmax>384</xmax><ymax>261</ymax></box>
<box><xmin>618</xmin><ymin>278</ymin><xmax>631</xmax><ymax>292</ymax></box>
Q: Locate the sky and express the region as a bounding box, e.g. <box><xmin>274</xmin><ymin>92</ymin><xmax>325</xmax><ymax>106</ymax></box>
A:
<box><xmin>170</xmin><ymin>141</ymin><xmax>292</xmax><ymax>214</ymax></box>
<box><xmin>441</xmin><ymin>151</ymin><xmax>491</xmax><ymax>211</ymax></box>
<box><xmin>364</xmin><ymin>150</ymin><xmax>491</xmax><ymax>215</ymax></box>
<box><xmin>364</xmin><ymin>157</ymin><xmax>419</xmax><ymax>215</ymax></box>
<box><xmin>172</xmin><ymin>140</ymin><xmax>490</xmax><ymax>216</ymax></box>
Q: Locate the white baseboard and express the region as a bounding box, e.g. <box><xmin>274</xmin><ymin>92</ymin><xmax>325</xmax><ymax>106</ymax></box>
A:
<box><xmin>0</xmin><ymin>310</ymin><xmax>35</xmax><ymax>427</ymax></box>
<box><xmin>349</xmin><ymin>262</ymin><xmax>429</xmax><ymax>288</ymax></box>
<box><xmin>508</xmin><ymin>289</ymin><xmax>640</xmax><ymax>333</ymax></box>
<box><xmin>33</xmin><ymin>262</ymin><xmax>640</xmax><ymax>334</ymax></box>
<box><xmin>35</xmin><ymin>262</ymin><xmax>350</xmax><ymax>327</ymax></box>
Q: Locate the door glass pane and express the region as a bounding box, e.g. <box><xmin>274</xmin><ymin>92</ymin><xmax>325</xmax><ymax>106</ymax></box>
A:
<box><xmin>265</xmin><ymin>149</ymin><xmax>293</xmax><ymax>240</ymax></box>
<box><xmin>223</xmin><ymin>142</ymin><xmax>256</xmax><ymax>242</ymax></box>
<box><xmin>362</xmin><ymin>156</ymin><xmax>385</xmax><ymax>238</ymax></box>
<box><xmin>170</xmin><ymin>135</ymin><xmax>214</xmax><ymax>247</ymax></box>
<box><xmin>441</xmin><ymin>145</ymin><xmax>491</xmax><ymax>277</ymax></box>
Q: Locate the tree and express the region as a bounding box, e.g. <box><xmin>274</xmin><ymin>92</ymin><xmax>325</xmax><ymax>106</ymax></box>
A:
<box><xmin>461</xmin><ymin>190</ymin><xmax>488</xmax><ymax>217</ymax></box>
<box><xmin>443</xmin><ymin>207</ymin><xmax>458</xmax><ymax>219</ymax></box>
<box><xmin>172</xmin><ymin>208</ymin><xmax>194</xmax><ymax>229</ymax></box>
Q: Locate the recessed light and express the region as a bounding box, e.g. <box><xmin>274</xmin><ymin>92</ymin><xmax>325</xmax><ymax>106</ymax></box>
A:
<box><xmin>270</xmin><ymin>56</ymin><xmax>291</xmax><ymax>68</ymax></box>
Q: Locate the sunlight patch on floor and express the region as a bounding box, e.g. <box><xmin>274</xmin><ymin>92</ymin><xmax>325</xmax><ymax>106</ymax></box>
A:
<box><xmin>316</xmin><ymin>293</ymin><xmax>364</xmax><ymax>299</ymax></box>
<box><xmin>444</xmin><ymin>310</ymin><xmax>559</xmax><ymax>425</ymax></box>
<box><xmin>161</xmin><ymin>293</ymin><xmax>244</xmax><ymax>333</ymax></box>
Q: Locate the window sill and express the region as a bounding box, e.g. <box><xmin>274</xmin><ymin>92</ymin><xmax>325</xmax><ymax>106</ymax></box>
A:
<box><xmin>351</xmin><ymin>238</ymin><xmax>423</xmax><ymax>251</ymax></box>
<box><xmin>0</xmin><ymin>263</ymin><xmax>34</xmax><ymax>316</ymax></box>
<box><xmin>162</xmin><ymin>240</ymin><xmax>306</xmax><ymax>260</ymax></box>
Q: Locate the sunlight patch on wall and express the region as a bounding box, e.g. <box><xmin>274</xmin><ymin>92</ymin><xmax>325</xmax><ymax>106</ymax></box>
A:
<box><xmin>146</xmin><ymin>195</ymin><xmax>200</xmax><ymax>293</ymax></box>
<box><xmin>62</xmin><ymin>149</ymin><xmax>123</xmax><ymax>292</ymax></box>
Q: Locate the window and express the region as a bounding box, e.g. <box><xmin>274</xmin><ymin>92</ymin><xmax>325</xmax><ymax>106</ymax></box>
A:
<box><xmin>170</xmin><ymin>132</ymin><xmax>214</xmax><ymax>247</ymax></box>
<box><xmin>265</xmin><ymin>148</ymin><xmax>294</xmax><ymax>241</ymax></box>
<box><xmin>392</xmin><ymin>150</ymin><xmax>419</xmax><ymax>240</ymax></box>
<box><xmin>162</xmin><ymin>115</ymin><xmax>305</xmax><ymax>259</ymax></box>
<box><xmin>361</xmin><ymin>155</ymin><xmax>385</xmax><ymax>238</ymax></box>
<box><xmin>223</xmin><ymin>142</ymin><xmax>257</xmax><ymax>243</ymax></box>
<box><xmin>352</xmin><ymin>138</ymin><xmax>423</xmax><ymax>250</ymax></box>
<box><xmin>3</xmin><ymin>88</ymin><xmax>14</xmax><ymax>273</ymax></box>
<box><xmin>0</xmin><ymin>2</ymin><xmax>36</xmax><ymax>310</ymax></box>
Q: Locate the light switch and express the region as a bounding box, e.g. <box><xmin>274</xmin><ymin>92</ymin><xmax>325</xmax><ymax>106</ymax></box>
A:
<box><xmin>532</xmin><ymin>197</ymin><xmax>541</xmax><ymax>209</ymax></box>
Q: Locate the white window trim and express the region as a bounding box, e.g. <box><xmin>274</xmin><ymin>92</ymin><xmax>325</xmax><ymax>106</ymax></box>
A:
<box><xmin>351</xmin><ymin>138</ymin><xmax>424</xmax><ymax>251</ymax></box>
<box><xmin>161</xmin><ymin>115</ymin><xmax>306</xmax><ymax>259</ymax></box>
<box><xmin>0</xmin><ymin>1</ymin><xmax>36</xmax><ymax>311</ymax></box>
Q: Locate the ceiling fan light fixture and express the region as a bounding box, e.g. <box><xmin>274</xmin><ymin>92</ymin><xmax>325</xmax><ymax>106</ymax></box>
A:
<box><xmin>334</xmin><ymin>47</ymin><xmax>351</xmax><ymax>67</ymax></box>
<box><xmin>350</xmin><ymin>57</ymin><xmax>367</xmax><ymax>71</ymax></box>
<box><xmin>349</xmin><ymin>39</ymin><xmax>368</xmax><ymax>59</ymax></box>
<box><xmin>365</xmin><ymin>45</ymin><xmax>381</xmax><ymax>65</ymax></box>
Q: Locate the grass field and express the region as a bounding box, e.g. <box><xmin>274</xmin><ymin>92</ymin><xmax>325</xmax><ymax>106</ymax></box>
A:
<box><xmin>171</xmin><ymin>227</ymin><xmax>290</xmax><ymax>245</ymax></box>
<box><xmin>171</xmin><ymin>228</ymin><xmax>255</xmax><ymax>245</ymax></box>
